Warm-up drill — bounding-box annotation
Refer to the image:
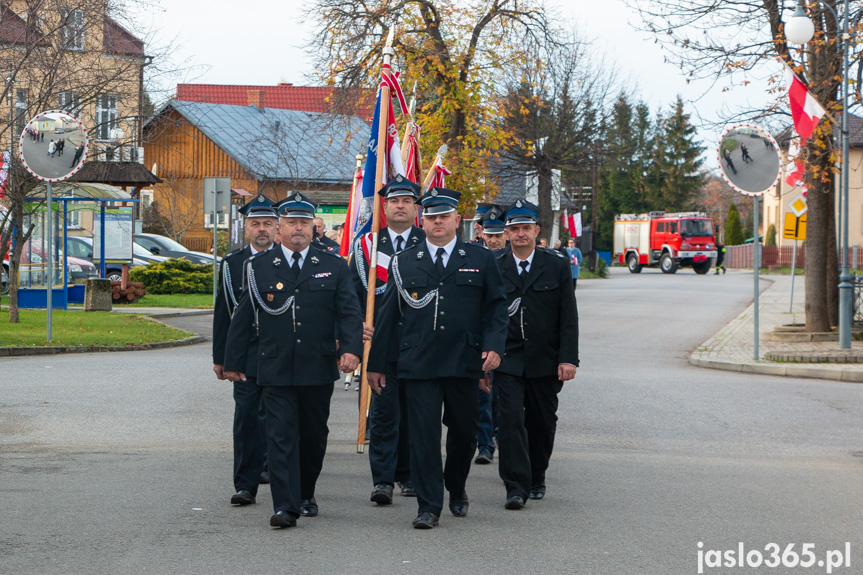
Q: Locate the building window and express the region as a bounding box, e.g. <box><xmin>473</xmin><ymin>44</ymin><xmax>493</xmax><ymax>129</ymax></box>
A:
<box><xmin>95</xmin><ymin>94</ymin><xmax>117</xmax><ymax>140</ymax></box>
<box><xmin>204</xmin><ymin>212</ymin><xmax>229</xmax><ymax>230</ymax></box>
<box><xmin>61</xmin><ymin>9</ymin><xmax>85</xmax><ymax>50</ymax></box>
<box><xmin>65</xmin><ymin>202</ymin><xmax>83</xmax><ymax>229</ymax></box>
<box><xmin>58</xmin><ymin>91</ymin><xmax>81</xmax><ymax>116</ymax></box>
<box><xmin>15</xmin><ymin>88</ymin><xmax>27</xmax><ymax>134</ymax></box>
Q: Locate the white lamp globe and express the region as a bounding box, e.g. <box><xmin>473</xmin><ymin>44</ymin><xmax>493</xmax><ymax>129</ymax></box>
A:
<box><xmin>786</xmin><ymin>6</ymin><xmax>815</xmax><ymax>44</ymax></box>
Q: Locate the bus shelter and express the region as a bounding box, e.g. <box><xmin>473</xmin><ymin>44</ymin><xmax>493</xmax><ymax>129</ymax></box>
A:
<box><xmin>18</xmin><ymin>182</ymin><xmax>136</xmax><ymax>309</ymax></box>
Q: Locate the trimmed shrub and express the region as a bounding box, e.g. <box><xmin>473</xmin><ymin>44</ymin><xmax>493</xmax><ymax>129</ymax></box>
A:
<box><xmin>129</xmin><ymin>258</ymin><xmax>214</xmax><ymax>294</ymax></box>
<box><xmin>765</xmin><ymin>224</ymin><xmax>777</xmax><ymax>246</ymax></box>
<box><xmin>725</xmin><ymin>203</ymin><xmax>745</xmax><ymax>245</ymax></box>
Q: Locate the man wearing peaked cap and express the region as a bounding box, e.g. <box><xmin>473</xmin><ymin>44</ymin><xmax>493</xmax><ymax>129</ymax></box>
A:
<box><xmin>367</xmin><ymin>185</ymin><xmax>509</xmax><ymax>529</ymax></box>
<box><xmin>479</xmin><ymin>205</ymin><xmax>507</xmax><ymax>251</ymax></box>
<box><xmin>472</xmin><ymin>204</ymin><xmax>506</xmax><ymax>466</ymax></box>
<box><xmin>223</xmin><ymin>189</ymin><xmax>364</xmax><ymax>529</ymax></box>
<box><xmin>470</xmin><ymin>202</ymin><xmax>495</xmax><ymax>245</ymax></box>
<box><xmin>494</xmin><ymin>198</ymin><xmax>579</xmax><ymax>510</ymax></box>
<box><xmin>349</xmin><ymin>174</ymin><xmax>425</xmax><ymax>505</ymax></box>
<box><xmin>213</xmin><ymin>194</ymin><xmax>278</xmax><ymax>507</ymax></box>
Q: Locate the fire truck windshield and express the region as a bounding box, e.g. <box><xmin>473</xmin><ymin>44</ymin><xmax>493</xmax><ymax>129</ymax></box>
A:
<box><xmin>680</xmin><ymin>219</ymin><xmax>714</xmax><ymax>237</ymax></box>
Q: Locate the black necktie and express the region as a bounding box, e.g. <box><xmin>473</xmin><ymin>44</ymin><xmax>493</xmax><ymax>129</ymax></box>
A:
<box><xmin>436</xmin><ymin>247</ymin><xmax>446</xmax><ymax>276</ymax></box>
<box><xmin>291</xmin><ymin>251</ymin><xmax>301</xmax><ymax>280</ymax></box>
<box><xmin>395</xmin><ymin>236</ymin><xmax>404</xmax><ymax>253</ymax></box>
<box><xmin>519</xmin><ymin>260</ymin><xmax>529</xmax><ymax>287</ymax></box>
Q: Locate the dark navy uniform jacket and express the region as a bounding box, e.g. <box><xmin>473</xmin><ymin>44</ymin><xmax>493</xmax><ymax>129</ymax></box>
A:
<box><xmin>367</xmin><ymin>238</ymin><xmax>509</xmax><ymax>381</ymax></box>
<box><xmin>223</xmin><ymin>245</ymin><xmax>363</xmax><ymax>386</ymax></box>
<box><xmin>348</xmin><ymin>226</ymin><xmax>425</xmax><ymax>316</ymax></box>
<box><xmin>495</xmin><ymin>246</ymin><xmax>579</xmax><ymax>379</ymax></box>
<box><xmin>213</xmin><ymin>246</ymin><xmax>260</xmax><ymax>378</ymax></box>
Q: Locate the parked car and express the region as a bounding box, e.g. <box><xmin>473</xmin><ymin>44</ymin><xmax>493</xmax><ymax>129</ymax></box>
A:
<box><xmin>3</xmin><ymin>242</ymin><xmax>98</xmax><ymax>289</ymax></box>
<box><xmin>134</xmin><ymin>233</ymin><xmax>219</xmax><ymax>264</ymax></box>
<box><xmin>65</xmin><ymin>236</ymin><xmax>148</xmax><ymax>282</ymax></box>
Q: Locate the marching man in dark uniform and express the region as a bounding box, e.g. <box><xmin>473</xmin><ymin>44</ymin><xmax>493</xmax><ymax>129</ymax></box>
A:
<box><xmin>495</xmin><ymin>199</ymin><xmax>579</xmax><ymax>509</ymax></box>
<box><xmin>212</xmin><ymin>194</ymin><xmax>277</xmax><ymax>506</ymax></box>
<box><xmin>473</xmin><ymin>204</ymin><xmax>507</xmax><ymax>465</ymax></box>
<box><xmin>367</xmin><ymin>187</ymin><xmax>508</xmax><ymax>529</ymax></box>
<box><xmin>223</xmin><ymin>192</ymin><xmax>363</xmax><ymax>529</ymax></box>
<box><xmin>470</xmin><ymin>202</ymin><xmax>494</xmax><ymax>245</ymax></box>
<box><xmin>349</xmin><ymin>175</ymin><xmax>425</xmax><ymax>505</ymax></box>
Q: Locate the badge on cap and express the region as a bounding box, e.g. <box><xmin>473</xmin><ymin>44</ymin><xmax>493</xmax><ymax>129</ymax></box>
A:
<box><xmin>516</xmin><ymin>200</ymin><xmax>523</xmax><ymax>208</ymax></box>
<box><xmin>431</xmin><ymin>189</ymin><xmax>438</xmax><ymax>197</ymax></box>
<box><xmin>257</xmin><ymin>194</ymin><xmax>266</xmax><ymax>202</ymax></box>
<box><xmin>294</xmin><ymin>192</ymin><xmax>302</xmax><ymax>201</ymax></box>
<box><xmin>396</xmin><ymin>175</ymin><xmax>403</xmax><ymax>182</ymax></box>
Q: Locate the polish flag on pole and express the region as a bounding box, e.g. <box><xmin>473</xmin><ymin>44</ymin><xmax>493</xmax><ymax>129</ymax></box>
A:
<box><xmin>784</xmin><ymin>137</ymin><xmax>806</xmax><ymax>190</ymax></box>
<box><xmin>785</xmin><ymin>65</ymin><xmax>827</xmax><ymax>143</ymax></box>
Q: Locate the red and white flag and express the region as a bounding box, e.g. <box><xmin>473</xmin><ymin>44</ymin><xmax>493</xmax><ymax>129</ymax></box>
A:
<box><xmin>339</xmin><ymin>166</ymin><xmax>364</xmax><ymax>256</ymax></box>
<box><xmin>785</xmin><ymin>65</ymin><xmax>826</xmax><ymax>143</ymax></box>
<box><xmin>562</xmin><ymin>210</ymin><xmax>582</xmax><ymax>238</ymax></box>
<box><xmin>429</xmin><ymin>163</ymin><xmax>451</xmax><ymax>188</ymax></box>
<box><xmin>784</xmin><ymin>138</ymin><xmax>806</xmax><ymax>190</ymax></box>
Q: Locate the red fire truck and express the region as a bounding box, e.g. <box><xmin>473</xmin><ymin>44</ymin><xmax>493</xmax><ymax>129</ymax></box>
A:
<box><xmin>614</xmin><ymin>211</ymin><xmax>717</xmax><ymax>274</ymax></box>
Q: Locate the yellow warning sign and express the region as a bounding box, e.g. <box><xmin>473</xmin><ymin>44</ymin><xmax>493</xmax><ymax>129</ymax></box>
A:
<box><xmin>784</xmin><ymin>212</ymin><xmax>806</xmax><ymax>240</ymax></box>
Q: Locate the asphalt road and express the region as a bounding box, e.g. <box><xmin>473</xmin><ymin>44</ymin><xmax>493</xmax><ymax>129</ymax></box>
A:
<box><xmin>724</xmin><ymin>137</ymin><xmax>780</xmax><ymax>193</ymax></box>
<box><xmin>1</xmin><ymin>268</ymin><xmax>861</xmax><ymax>574</ymax></box>
<box><xmin>19</xmin><ymin>127</ymin><xmax>84</xmax><ymax>179</ymax></box>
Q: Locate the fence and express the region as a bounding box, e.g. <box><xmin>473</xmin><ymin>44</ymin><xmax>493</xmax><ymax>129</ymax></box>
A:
<box><xmin>725</xmin><ymin>244</ymin><xmax>863</xmax><ymax>269</ymax></box>
<box><xmin>182</xmin><ymin>237</ymin><xmax>211</xmax><ymax>253</ymax></box>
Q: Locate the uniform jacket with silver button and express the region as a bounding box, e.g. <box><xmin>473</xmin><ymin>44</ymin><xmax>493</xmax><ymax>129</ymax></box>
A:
<box><xmin>223</xmin><ymin>245</ymin><xmax>363</xmax><ymax>386</ymax></box>
<box><xmin>367</xmin><ymin>238</ymin><xmax>508</xmax><ymax>381</ymax></box>
<box><xmin>495</xmin><ymin>246</ymin><xmax>579</xmax><ymax>378</ymax></box>
<box><xmin>348</xmin><ymin>226</ymin><xmax>425</xmax><ymax>316</ymax></box>
<box><xmin>213</xmin><ymin>246</ymin><xmax>261</xmax><ymax>377</ymax></box>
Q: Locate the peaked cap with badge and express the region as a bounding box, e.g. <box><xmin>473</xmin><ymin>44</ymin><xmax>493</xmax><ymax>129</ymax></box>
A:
<box><xmin>273</xmin><ymin>191</ymin><xmax>318</xmax><ymax>219</ymax></box>
<box><xmin>480</xmin><ymin>204</ymin><xmax>506</xmax><ymax>234</ymax></box>
<box><xmin>238</xmin><ymin>194</ymin><xmax>277</xmax><ymax>219</ymax></box>
<box><xmin>379</xmin><ymin>174</ymin><xmax>422</xmax><ymax>200</ymax></box>
<box><xmin>504</xmin><ymin>199</ymin><xmax>540</xmax><ymax>226</ymax></box>
<box><xmin>419</xmin><ymin>187</ymin><xmax>460</xmax><ymax>216</ymax></box>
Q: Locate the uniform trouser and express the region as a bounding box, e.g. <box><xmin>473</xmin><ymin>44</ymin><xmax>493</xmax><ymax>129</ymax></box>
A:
<box><xmin>476</xmin><ymin>383</ymin><xmax>496</xmax><ymax>454</ymax></box>
<box><xmin>262</xmin><ymin>384</ymin><xmax>334</xmax><ymax>515</ymax></box>
<box><xmin>496</xmin><ymin>373</ymin><xmax>563</xmax><ymax>499</ymax></box>
<box><xmin>232</xmin><ymin>377</ymin><xmax>268</xmax><ymax>495</ymax></box>
<box><xmin>368</xmin><ymin>369</ymin><xmax>411</xmax><ymax>486</ymax></box>
<box><xmin>406</xmin><ymin>377</ymin><xmax>478</xmax><ymax>516</ymax></box>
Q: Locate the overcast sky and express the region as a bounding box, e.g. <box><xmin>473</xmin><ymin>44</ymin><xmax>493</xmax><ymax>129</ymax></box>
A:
<box><xmin>138</xmin><ymin>0</ymin><xmax>784</xmax><ymax>169</ymax></box>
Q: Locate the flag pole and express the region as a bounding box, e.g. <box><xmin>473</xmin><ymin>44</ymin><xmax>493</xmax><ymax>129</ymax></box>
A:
<box><xmin>357</xmin><ymin>27</ymin><xmax>395</xmax><ymax>454</ymax></box>
<box><xmin>421</xmin><ymin>144</ymin><xmax>448</xmax><ymax>191</ymax></box>
<box><xmin>340</xmin><ymin>154</ymin><xmax>364</xmax><ymax>257</ymax></box>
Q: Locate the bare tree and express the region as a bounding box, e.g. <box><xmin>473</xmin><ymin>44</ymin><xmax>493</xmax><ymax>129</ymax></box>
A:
<box><xmin>624</xmin><ymin>0</ymin><xmax>856</xmax><ymax>331</ymax></box>
<box><xmin>497</xmin><ymin>36</ymin><xmax>621</xmax><ymax>239</ymax></box>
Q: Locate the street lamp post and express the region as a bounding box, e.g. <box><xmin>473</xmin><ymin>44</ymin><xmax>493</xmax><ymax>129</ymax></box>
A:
<box><xmin>785</xmin><ymin>0</ymin><xmax>852</xmax><ymax>349</ymax></box>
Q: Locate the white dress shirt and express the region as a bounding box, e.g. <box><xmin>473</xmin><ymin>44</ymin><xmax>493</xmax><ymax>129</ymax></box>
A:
<box><xmin>426</xmin><ymin>236</ymin><xmax>458</xmax><ymax>267</ymax></box>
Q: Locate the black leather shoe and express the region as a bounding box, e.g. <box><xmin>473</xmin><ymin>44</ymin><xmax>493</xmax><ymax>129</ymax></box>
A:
<box><xmin>529</xmin><ymin>484</ymin><xmax>546</xmax><ymax>500</ymax></box>
<box><xmin>398</xmin><ymin>480</ymin><xmax>417</xmax><ymax>497</ymax></box>
<box><xmin>300</xmin><ymin>497</ymin><xmax>318</xmax><ymax>517</ymax></box>
<box><xmin>505</xmin><ymin>495</ymin><xmax>525</xmax><ymax>510</ymax></box>
<box><xmin>474</xmin><ymin>449</ymin><xmax>493</xmax><ymax>464</ymax></box>
<box><xmin>230</xmin><ymin>490</ymin><xmax>255</xmax><ymax>505</ymax></box>
<box><xmin>448</xmin><ymin>492</ymin><xmax>469</xmax><ymax>517</ymax></box>
<box><xmin>411</xmin><ymin>511</ymin><xmax>439</xmax><ymax>529</ymax></box>
<box><xmin>370</xmin><ymin>483</ymin><xmax>394</xmax><ymax>505</ymax></box>
<box><xmin>270</xmin><ymin>511</ymin><xmax>297</xmax><ymax>528</ymax></box>
<box><xmin>259</xmin><ymin>471</ymin><xmax>270</xmax><ymax>484</ymax></box>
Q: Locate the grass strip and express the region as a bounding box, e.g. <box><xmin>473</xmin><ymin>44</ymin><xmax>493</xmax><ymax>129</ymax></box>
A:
<box><xmin>0</xmin><ymin>309</ymin><xmax>194</xmax><ymax>347</ymax></box>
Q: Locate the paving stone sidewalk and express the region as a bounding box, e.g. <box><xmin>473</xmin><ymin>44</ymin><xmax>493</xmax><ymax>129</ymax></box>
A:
<box><xmin>690</xmin><ymin>272</ymin><xmax>863</xmax><ymax>383</ymax></box>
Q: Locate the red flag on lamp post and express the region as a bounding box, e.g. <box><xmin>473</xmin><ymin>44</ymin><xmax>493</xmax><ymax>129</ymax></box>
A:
<box><xmin>785</xmin><ymin>66</ymin><xmax>826</xmax><ymax>143</ymax></box>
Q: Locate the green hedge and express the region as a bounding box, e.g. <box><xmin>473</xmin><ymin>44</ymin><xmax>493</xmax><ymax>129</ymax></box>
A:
<box><xmin>129</xmin><ymin>258</ymin><xmax>214</xmax><ymax>294</ymax></box>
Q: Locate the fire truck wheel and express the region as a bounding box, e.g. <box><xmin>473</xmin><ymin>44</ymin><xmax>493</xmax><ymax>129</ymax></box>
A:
<box><xmin>660</xmin><ymin>253</ymin><xmax>678</xmax><ymax>274</ymax></box>
<box><xmin>692</xmin><ymin>261</ymin><xmax>711</xmax><ymax>275</ymax></box>
<box><xmin>627</xmin><ymin>254</ymin><xmax>642</xmax><ymax>274</ymax></box>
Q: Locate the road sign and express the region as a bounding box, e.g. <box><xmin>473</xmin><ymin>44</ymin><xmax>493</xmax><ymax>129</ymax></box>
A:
<box><xmin>784</xmin><ymin>212</ymin><xmax>807</xmax><ymax>240</ymax></box>
<box><xmin>787</xmin><ymin>193</ymin><xmax>807</xmax><ymax>217</ymax></box>
<box><xmin>203</xmin><ymin>177</ymin><xmax>231</xmax><ymax>214</ymax></box>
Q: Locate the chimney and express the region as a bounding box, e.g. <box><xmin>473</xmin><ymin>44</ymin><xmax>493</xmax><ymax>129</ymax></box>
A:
<box><xmin>247</xmin><ymin>90</ymin><xmax>265</xmax><ymax>110</ymax></box>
